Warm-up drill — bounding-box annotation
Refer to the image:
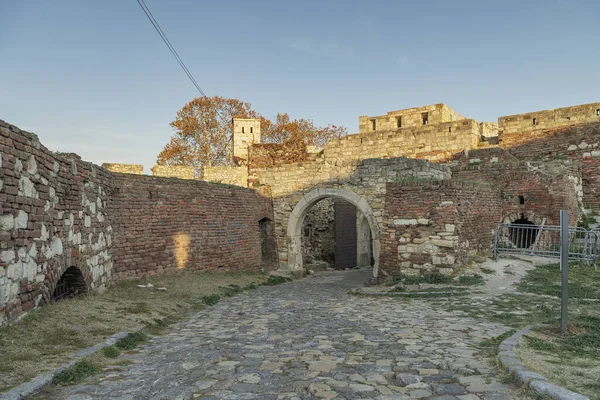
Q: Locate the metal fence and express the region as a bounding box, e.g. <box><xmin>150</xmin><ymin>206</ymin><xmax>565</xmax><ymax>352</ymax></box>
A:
<box><xmin>493</xmin><ymin>223</ymin><xmax>600</xmax><ymax>266</ymax></box>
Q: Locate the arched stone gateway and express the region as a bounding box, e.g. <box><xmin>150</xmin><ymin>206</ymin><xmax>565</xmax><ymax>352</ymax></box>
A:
<box><xmin>285</xmin><ymin>188</ymin><xmax>381</xmax><ymax>278</ymax></box>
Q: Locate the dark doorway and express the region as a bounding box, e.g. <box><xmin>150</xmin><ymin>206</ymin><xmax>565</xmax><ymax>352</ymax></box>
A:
<box><xmin>335</xmin><ymin>200</ymin><xmax>357</xmax><ymax>269</ymax></box>
<box><xmin>509</xmin><ymin>217</ymin><xmax>539</xmax><ymax>248</ymax></box>
<box><xmin>259</xmin><ymin>218</ymin><xmax>276</xmax><ymax>266</ymax></box>
<box><xmin>52</xmin><ymin>267</ymin><xmax>88</xmax><ymax>301</ymax></box>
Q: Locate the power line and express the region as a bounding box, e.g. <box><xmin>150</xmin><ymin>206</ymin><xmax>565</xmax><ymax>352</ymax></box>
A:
<box><xmin>135</xmin><ymin>0</ymin><xmax>233</xmax><ymax>166</ymax></box>
<box><xmin>136</xmin><ymin>0</ymin><xmax>207</xmax><ymax>97</ymax></box>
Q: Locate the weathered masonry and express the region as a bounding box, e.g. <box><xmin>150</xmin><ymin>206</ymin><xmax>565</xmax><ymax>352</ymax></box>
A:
<box><xmin>1</xmin><ymin>100</ymin><xmax>598</xmax><ymax>324</ymax></box>
<box><xmin>0</xmin><ymin>120</ymin><xmax>275</xmax><ymax>326</ymax></box>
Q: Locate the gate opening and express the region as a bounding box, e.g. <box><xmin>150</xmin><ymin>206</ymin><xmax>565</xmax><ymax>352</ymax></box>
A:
<box><xmin>52</xmin><ymin>267</ymin><xmax>88</xmax><ymax>301</ymax></box>
<box><xmin>508</xmin><ymin>217</ymin><xmax>539</xmax><ymax>248</ymax></box>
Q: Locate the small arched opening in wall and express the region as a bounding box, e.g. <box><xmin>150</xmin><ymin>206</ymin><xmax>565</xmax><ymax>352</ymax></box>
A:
<box><xmin>503</xmin><ymin>212</ymin><xmax>543</xmax><ymax>249</ymax></box>
<box><xmin>52</xmin><ymin>266</ymin><xmax>89</xmax><ymax>301</ymax></box>
<box><xmin>259</xmin><ymin>217</ymin><xmax>277</xmax><ymax>268</ymax></box>
<box><xmin>286</xmin><ymin>188</ymin><xmax>380</xmax><ymax>279</ymax></box>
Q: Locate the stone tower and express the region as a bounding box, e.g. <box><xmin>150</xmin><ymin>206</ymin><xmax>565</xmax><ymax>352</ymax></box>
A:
<box><xmin>232</xmin><ymin>118</ymin><xmax>261</xmax><ymax>164</ymax></box>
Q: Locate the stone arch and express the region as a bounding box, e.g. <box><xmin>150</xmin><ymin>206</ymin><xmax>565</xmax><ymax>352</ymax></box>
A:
<box><xmin>502</xmin><ymin>211</ymin><xmax>545</xmax><ymax>225</ymax></box>
<box><xmin>42</xmin><ymin>248</ymin><xmax>93</xmax><ymax>305</ymax></box>
<box><xmin>286</xmin><ymin>188</ymin><xmax>381</xmax><ymax>278</ymax></box>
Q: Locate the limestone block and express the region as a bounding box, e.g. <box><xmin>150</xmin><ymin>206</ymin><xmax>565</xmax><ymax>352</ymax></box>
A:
<box><xmin>0</xmin><ymin>250</ymin><xmax>15</xmax><ymax>264</ymax></box>
<box><xmin>417</xmin><ymin>219</ymin><xmax>429</xmax><ymax>225</ymax></box>
<box><xmin>440</xmin><ymin>201</ymin><xmax>454</xmax><ymax>206</ymax></box>
<box><xmin>84</xmin><ymin>215</ymin><xmax>91</xmax><ymax>227</ymax></box>
<box><xmin>14</xmin><ymin>159</ymin><xmax>23</xmax><ymax>172</ymax></box>
<box><xmin>445</xmin><ymin>224</ymin><xmax>456</xmax><ymax>233</ymax></box>
<box><xmin>7</xmin><ymin>261</ymin><xmax>23</xmax><ymax>280</ymax></box>
<box><xmin>26</xmin><ymin>155</ymin><xmax>37</xmax><ymax>175</ymax></box>
<box><xmin>432</xmin><ymin>256</ymin><xmax>442</xmax><ymax>265</ymax></box>
<box><xmin>14</xmin><ymin>210</ymin><xmax>28</xmax><ymax>229</ymax></box>
<box><xmin>431</xmin><ymin>239</ymin><xmax>455</xmax><ymax>248</ymax></box>
<box><xmin>0</xmin><ymin>214</ymin><xmax>14</xmax><ymax>231</ymax></box>
<box><xmin>412</xmin><ymin>238</ymin><xmax>426</xmax><ymax>244</ymax></box>
<box><xmin>18</xmin><ymin>176</ymin><xmax>37</xmax><ymax>198</ymax></box>
<box><xmin>394</xmin><ymin>219</ymin><xmax>418</xmax><ymax>225</ymax></box>
<box><xmin>398</xmin><ymin>245</ymin><xmax>407</xmax><ymax>253</ymax></box>
<box><xmin>50</xmin><ymin>237</ymin><xmax>63</xmax><ymax>256</ymax></box>
<box><xmin>579</xmin><ymin>142</ymin><xmax>588</xmax><ymax>149</ymax></box>
<box><xmin>592</xmin><ymin>151</ymin><xmax>600</xmax><ymax>157</ymax></box>
<box><xmin>567</xmin><ymin>145</ymin><xmax>578</xmax><ymax>151</ymax></box>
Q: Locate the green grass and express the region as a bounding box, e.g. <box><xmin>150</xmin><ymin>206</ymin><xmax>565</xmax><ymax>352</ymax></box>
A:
<box><xmin>52</xmin><ymin>360</ymin><xmax>100</xmax><ymax>386</ymax></box>
<box><xmin>201</xmin><ymin>294</ymin><xmax>221</xmax><ymax>306</ymax></box>
<box><xmin>102</xmin><ymin>346</ymin><xmax>120</xmax><ymax>358</ymax></box>
<box><xmin>517</xmin><ymin>262</ymin><xmax>600</xmax><ymax>299</ymax></box>
<box><xmin>262</xmin><ymin>275</ymin><xmax>292</xmax><ymax>286</ymax></box>
<box><xmin>115</xmin><ymin>332</ymin><xmax>148</xmax><ymax>351</ymax></box>
<box><xmin>392</xmin><ymin>271</ymin><xmax>451</xmax><ymax>285</ymax></box>
<box><xmin>457</xmin><ymin>274</ymin><xmax>485</xmax><ymax>286</ymax></box>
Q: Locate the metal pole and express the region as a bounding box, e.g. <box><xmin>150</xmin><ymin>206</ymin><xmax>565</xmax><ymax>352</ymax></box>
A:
<box><xmin>560</xmin><ymin>210</ymin><xmax>569</xmax><ymax>335</ymax></box>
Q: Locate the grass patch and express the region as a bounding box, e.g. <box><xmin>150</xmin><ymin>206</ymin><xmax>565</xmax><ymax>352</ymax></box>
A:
<box><xmin>52</xmin><ymin>360</ymin><xmax>100</xmax><ymax>386</ymax></box>
<box><xmin>201</xmin><ymin>294</ymin><xmax>221</xmax><ymax>306</ymax></box>
<box><xmin>457</xmin><ymin>274</ymin><xmax>484</xmax><ymax>286</ymax></box>
<box><xmin>115</xmin><ymin>332</ymin><xmax>148</xmax><ymax>351</ymax></box>
<box><xmin>517</xmin><ymin>262</ymin><xmax>600</xmax><ymax>299</ymax></box>
<box><xmin>102</xmin><ymin>346</ymin><xmax>120</xmax><ymax>358</ymax></box>
<box><xmin>262</xmin><ymin>275</ymin><xmax>292</xmax><ymax>286</ymax></box>
<box><xmin>0</xmin><ymin>269</ymin><xmax>269</xmax><ymax>393</ymax></box>
<box><xmin>480</xmin><ymin>267</ymin><xmax>496</xmax><ymax>275</ymax></box>
<box><xmin>392</xmin><ymin>271</ymin><xmax>451</xmax><ymax>285</ymax></box>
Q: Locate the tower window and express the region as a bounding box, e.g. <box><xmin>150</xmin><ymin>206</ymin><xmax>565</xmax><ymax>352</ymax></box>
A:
<box><xmin>422</xmin><ymin>112</ymin><xmax>428</xmax><ymax>125</ymax></box>
<box><xmin>371</xmin><ymin>119</ymin><xmax>376</xmax><ymax>131</ymax></box>
<box><xmin>241</xmin><ymin>127</ymin><xmax>245</xmax><ymax>133</ymax></box>
<box><xmin>450</xmin><ymin>113</ymin><xmax>453</xmax><ymax>121</ymax></box>
<box><xmin>250</xmin><ymin>127</ymin><xmax>253</xmax><ymax>134</ymax></box>
<box><xmin>596</xmin><ymin>109</ymin><xmax>600</xmax><ymax>116</ymax></box>
<box><xmin>448</xmin><ymin>127</ymin><xmax>452</xmax><ymax>133</ymax></box>
<box><xmin>396</xmin><ymin>116</ymin><xmax>402</xmax><ymax>128</ymax></box>
<box><xmin>533</xmin><ymin>118</ymin><xmax>537</xmax><ymax>125</ymax></box>
<box><xmin>519</xmin><ymin>195</ymin><xmax>525</xmax><ymax>205</ymax></box>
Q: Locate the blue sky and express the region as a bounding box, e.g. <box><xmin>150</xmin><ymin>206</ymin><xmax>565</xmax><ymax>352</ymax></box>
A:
<box><xmin>1</xmin><ymin>0</ymin><xmax>599</xmax><ymax>171</ymax></box>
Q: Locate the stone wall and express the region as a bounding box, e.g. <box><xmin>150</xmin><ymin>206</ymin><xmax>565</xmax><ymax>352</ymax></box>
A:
<box><xmin>151</xmin><ymin>165</ymin><xmax>195</xmax><ymax>180</ymax></box>
<box><xmin>323</xmin><ymin>119</ymin><xmax>480</xmax><ymax>163</ymax></box>
<box><xmin>359</xmin><ymin>103</ymin><xmax>465</xmax><ymax>132</ymax></box>
<box><xmin>0</xmin><ymin>120</ymin><xmax>114</xmax><ymax>325</ymax></box>
<box><xmin>101</xmin><ymin>163</ymin><xmax>143</xmax><ymax>175</ymax></box>
<box><xmin>110</xmin><ymin>175</ymin><xmax>275</xmax><ymax>279</ymax></box>
<box><xmin>301</xmin><ymin>198</ymin><xmax>335</xmax><ymax>265</ymax></box>
<box><xmin>0</xmin><ymin>119</ymin><xmax>276</xmax><ymax>325</ymax></box>
<box><xmin>203</xmin><ymin>166</ymin><xmax>248</xmax><ymax>187</ymax></box>
<box><xmin>380</xmin><ymin>180</ymin><xmax>501</xmax><ymax>278</ymax></box>
<box><xmin>498</xmin><ymin>102</ymin><xmax>600</xmax><ymax>136</ymax></box>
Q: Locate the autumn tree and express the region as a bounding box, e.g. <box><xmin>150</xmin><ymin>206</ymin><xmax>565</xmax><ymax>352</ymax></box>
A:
<box><xmin>157</xmin><ymin>96</ymin><xmax>347</xmax><ymax>175</ymax></box>
<box><xmin>157</xmin><ymin>96</ymin><xmax>259</xmax><ymax>174</ymax></box>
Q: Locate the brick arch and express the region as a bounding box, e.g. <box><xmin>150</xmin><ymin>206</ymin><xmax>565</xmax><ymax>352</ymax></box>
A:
<box><xmin>286</xmin><ymin>188</ymin><xmax>381</xmax><ymax>278</ymax></box>
<box><xmin>502</xmin><ymin>211</ymin><xmax>545</xmax><ymax>225</ymax></box>
<box><xmin>41</xmin><ymin>248</ymin><xmax>93</xmax><ymax>304</ymax></box>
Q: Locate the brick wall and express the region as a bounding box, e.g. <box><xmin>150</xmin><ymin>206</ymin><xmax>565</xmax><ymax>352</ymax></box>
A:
<box><xmin>0</xmin><ymin>120</ymin><xmax>114</xmax><ymax>325</ymax></box>
<box><xmin>380</xmin><ymin>180</ymin><xmax>501</xmax><ymax>278</ymax></box>
<box><xmin>0</xmin><ymin>119</ymin><xmax>276</xmax><ymax>325</ymax></box>
<box><xmin>109</xmin><ymin>174</ymin><xmax>275</xmax><ymax>279</ymax></box>
<box><xmin>500</xmin><ymin>122</ymin><xmax>599</xmax><ymax>211</ymax></box>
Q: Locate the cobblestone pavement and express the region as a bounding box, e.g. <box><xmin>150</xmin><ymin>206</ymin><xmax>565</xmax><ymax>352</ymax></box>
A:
<box><xmin>38</xmin><ymin>268</ymin><xmax>522</xmax><ymax>400</ymax></box>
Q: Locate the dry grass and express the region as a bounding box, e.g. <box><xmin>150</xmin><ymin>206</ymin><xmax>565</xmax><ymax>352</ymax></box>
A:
<box><xmin>0</xmin><ymin>270</ymin><xmax>268</xmax><ymax>393</ymax></box>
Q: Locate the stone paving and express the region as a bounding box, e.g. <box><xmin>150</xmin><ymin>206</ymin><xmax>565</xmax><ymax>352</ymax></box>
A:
<box><xmin>37</xmin><ymin>268</ymin><xmax>523</xmax><ymax>400</ymax></box>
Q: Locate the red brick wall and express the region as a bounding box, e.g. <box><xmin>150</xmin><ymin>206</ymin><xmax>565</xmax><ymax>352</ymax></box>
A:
<box><xmin>380</xmin><ymin>180</ymin><xmax>501</xmax><ymax>278</ymax></box>
<box><xmin>500</xmin><ymin>122</ymin><xmax>600</xmax><ymax>211</ymax></box>
<box><xmin>1</xmin><ymin>119</ymin><xmax>276</xmax><ymax>325</ymax></box>
<box><xmin>0</xmin><ymin>120</ymin><xmax>114</xmax><ymax>325</ymax></box>
<box><xmin>109</xmin><ymin>174</ymin><xmax>275</xmax><ymax>279</ymax></box>
<box><xmin>451</xmin><ymin>162</ymin><xmax>581</xmax><ymax>225</ymax></box>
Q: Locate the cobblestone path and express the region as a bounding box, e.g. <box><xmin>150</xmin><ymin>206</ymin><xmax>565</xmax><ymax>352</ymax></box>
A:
<box><xmin>41</xmin><ymin>268</ymin><xmax>521</xmax><ymax>400</ymax></box>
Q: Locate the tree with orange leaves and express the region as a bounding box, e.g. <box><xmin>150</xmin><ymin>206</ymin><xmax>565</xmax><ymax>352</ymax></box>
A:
<box><xmin>157</xmin><ymin>96</ymin><xmax>347</xmax><ymax>176</ymax></box>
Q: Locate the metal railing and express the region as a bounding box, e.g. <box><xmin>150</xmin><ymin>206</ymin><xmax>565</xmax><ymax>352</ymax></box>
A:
<box><xmin>493</xmin><ymin>223</ymin><xmax>600</xmax><ymax>266</ymax></box>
